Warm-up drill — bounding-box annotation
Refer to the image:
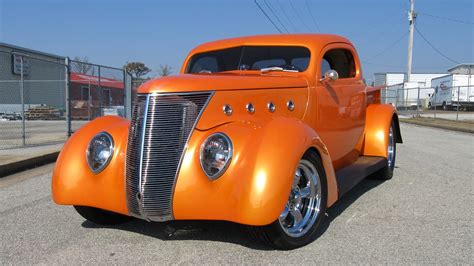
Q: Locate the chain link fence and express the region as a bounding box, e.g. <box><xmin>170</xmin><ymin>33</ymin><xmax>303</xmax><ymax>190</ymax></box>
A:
<box><xmin>0</xmin><ymin>48</ymin><xmax>132</xmax><ymax>150</ymax></box>
<box><xmin>382</xmin><ymin>85</ymin><xmax>474</xmax><ymax>121</ymax></box>
<box><xmin>68</xmin><ymin>60</ymin><xmax>132</xmax><ymax>134</ymax></box>
<box><xmin>0</xmin><ymin>50</ymin><xmax>68</xmax><ymax>149</ymax></box>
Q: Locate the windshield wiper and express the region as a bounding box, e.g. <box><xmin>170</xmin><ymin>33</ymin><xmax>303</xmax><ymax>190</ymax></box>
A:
<box><xmin>260</xmin><ymin>67</ymin><xmax>299</xmax><ymax>73</ymax></box>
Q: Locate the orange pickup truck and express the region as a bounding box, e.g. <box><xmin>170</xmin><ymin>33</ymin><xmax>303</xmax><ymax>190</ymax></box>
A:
<box><xmin>52</xmin><ymin>34</ymin><xmax>402</xmax><ymax>249</ymax></box>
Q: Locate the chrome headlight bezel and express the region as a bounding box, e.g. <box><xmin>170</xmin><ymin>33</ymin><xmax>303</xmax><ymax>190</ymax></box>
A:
<box><xmin>199</xmin><ymin>132</ymin><xmax>233</xmax><ymax>180</ymax></box>
<box><xmin>86</xmin><ymin>132</ymin><xmax>114</xmax><ymax>174</ymax></box>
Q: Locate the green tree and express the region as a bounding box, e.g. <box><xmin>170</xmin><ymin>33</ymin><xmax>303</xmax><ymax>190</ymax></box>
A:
<box><xmin>124</xmin><ymin>62</ymin><xmax>151</xmax><ymax>79</ymax></box>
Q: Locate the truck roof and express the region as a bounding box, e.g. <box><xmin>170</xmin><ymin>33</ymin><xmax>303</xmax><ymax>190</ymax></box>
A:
<box><xmin>188</xmin><ymin>34</ymin><xmax>353</xmax><ymax>55</ymax></box>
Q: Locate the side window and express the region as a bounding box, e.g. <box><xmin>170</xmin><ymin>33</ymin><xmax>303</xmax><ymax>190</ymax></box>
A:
<box><xmin>321</xmin><ymin>59</ymin><xmax>331</xmax><ymax>78</ymax></box>
<box><xmin>322</xmin><ymin>49</ymin><xmax>356</xmax><ymax>79</ymax></box>
<box><xmin>190</xmin><ymin>56</ymin><xmax>219</xmax><ymax>73</ymax></box>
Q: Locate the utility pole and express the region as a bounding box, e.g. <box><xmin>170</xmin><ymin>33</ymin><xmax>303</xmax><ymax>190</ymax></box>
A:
<box><xmin>406</xmin><ymin>0</ymin><xmax>416</xmax><ymax>82</ymax></box>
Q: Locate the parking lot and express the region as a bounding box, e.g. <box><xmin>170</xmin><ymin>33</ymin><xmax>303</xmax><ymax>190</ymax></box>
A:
<box><xmin>0</xmin><ymin>123</ymin><xmax>472</xmax><ymax>264</ymax></box>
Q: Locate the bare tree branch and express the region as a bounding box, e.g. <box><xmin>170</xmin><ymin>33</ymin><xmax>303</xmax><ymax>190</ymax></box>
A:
<box><xmin>158</xmin><ymin>64</ymin><xmax>172</xmax><ymax>77</ymax></box>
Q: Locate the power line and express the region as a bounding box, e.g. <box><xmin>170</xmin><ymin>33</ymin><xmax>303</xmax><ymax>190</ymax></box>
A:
<box><xmin>263</xmin><ymin>0</ymin><xmax>289</xmax><ymax>33</ymax></box>
<box><xmin>305</xmin><ymin>0</ymin><xmax>321</xmax><ymax>32</ymax></box>
<box><xmin>254</xmin><ymin>0</ymin><xmax>283</xmax><ymax>33</ymax></box>
<box><xmin>275</xmin><ymin>0</ymin><xmax>298</xmax><ymax>32</ymax></box>
<box><xmin>418</xmin><ymin>12</ymin><xmax>474</xmax><ymax>25</ymax></box>
<box><xmin>288</xmin><ymin>0</ymin><xmax>311</xmax><ymax>32</ymax></box>
<box><xmin>367</xmin><ymin>31</ymin><xmax>409</xmax><ymax>60</ymax></box>
<box><xmin>414</xmin><ymin>26</ymin><xmax>461</xmax><ymax>64</ymax></box>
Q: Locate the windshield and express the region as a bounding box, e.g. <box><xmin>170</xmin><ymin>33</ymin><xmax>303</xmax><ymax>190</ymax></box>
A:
<box><xmin>186</xmin><ymin>46</ymin><xmax>310</xmax><ymax>73</ymax></box>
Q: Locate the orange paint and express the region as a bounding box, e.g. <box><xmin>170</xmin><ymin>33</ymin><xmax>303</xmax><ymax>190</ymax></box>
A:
<box><xmin>363</xmin><ymin>104</ymin><xmax>397</xmax><ymax>158</ymax></box>
<box><xmin>52</xmin><ymin>116</ymin><xmax>129</xmax><ymax>215</ymax></box>
<box><xmin>52</xmin><ymin>34</ymin><xmax>399</xmax><ymax>225</ymax></box>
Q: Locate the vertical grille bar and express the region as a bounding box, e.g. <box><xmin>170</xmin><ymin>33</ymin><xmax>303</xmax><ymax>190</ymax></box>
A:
<box><xmin>125</xmin><ymin>94</ymin><xmax>147</xmax><ymax>217</ymax></box>
<box><xmin>126</xmin><ymin>92</ymin><xmax>212</xmax><ymax>221</ymax></box>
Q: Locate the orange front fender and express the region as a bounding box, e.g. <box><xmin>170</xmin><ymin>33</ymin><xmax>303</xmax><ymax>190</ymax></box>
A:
<box><xmin>52</xmin><ymin>116</ymin><xmax>129</xmax><ymax>215</ymax></box>
<box><xmin>363</xmin><ymin>104</ymin><xmax>400</xmax><ymax>158</ymax></box>
<box><xmin>173</xmin><ymin>117</ymin><xmax>337</xmax><ymax>226</ymax></box>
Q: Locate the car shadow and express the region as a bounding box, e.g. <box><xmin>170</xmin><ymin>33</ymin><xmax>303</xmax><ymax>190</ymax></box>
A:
<box><xmin>82</xmin><ymin>178</ymin><xmax>386</xmax><ymax>250</ymax></box>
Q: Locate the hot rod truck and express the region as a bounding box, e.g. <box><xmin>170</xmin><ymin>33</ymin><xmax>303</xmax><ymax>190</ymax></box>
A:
<box><xmin>52</xmin><ymin>34</ymin><xmax>402</xmax><ymax>250</ymax></box>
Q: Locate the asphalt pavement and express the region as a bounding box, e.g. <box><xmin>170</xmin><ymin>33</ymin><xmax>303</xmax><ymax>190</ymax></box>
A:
<box><xmin>0</xmin><ymin>120</ymin><xmax>86</xmax><ymax>149</ymax></box>
<box><xmin>1</xmin><ymin>123</ymin><xmax>472</xmax><ymax>264</ymax></box>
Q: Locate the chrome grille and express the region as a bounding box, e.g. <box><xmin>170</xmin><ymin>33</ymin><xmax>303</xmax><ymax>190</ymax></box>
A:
<box><xmin>125</xmin><ymin>94</ymin><xmax>147</xmax><ymax>217</ymax></box>
<box><xmin>126</xmin><ymin>92</ymin><xmax>212</xmax><ymax>221</ymax></box>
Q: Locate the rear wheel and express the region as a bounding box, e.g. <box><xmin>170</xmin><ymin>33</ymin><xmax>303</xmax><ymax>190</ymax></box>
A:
<box><xmin>249</xmin><ymin>152</ymin><xmax>327</xmax><ymax>250</ymax></box>
<box><xmin>74</xmin><ymin>206</ymin><xmax>132</xmax><ymax>225</ymax></box>
<box><xmin>372</xmin><ymin>120</ymin><xmax>397</xmax><ymax>180</ymax></box>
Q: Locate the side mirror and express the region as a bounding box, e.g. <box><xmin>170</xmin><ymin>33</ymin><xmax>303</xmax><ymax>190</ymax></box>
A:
<box><xmin>320</xmin><ymin>70</ymin><xmax>339</xmax><ymax>82</ymax></box>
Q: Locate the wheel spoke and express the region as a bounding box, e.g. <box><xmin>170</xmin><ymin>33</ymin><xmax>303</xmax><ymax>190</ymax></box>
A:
<box><xmin>278</xmin><ymin>159</ymin><xmax>323</xmax><ymax>238</ymax></box>
<box><xmin>293</xmin><ymin>168</ymin><xmax>302</xmax><ymax>188</ymax></box>
<box><xmin>290</xmin><ymin>209</ymin><xmax>303</xmax><ymax>225</ymax></box>
<box><xmin>299</xmin><ymin>186</ymin><xmax>312</xmax><ymax>198</ymax></box>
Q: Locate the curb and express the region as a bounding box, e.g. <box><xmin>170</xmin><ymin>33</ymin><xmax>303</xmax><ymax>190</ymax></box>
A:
<box><xmin>400</xmin><ymin>119</ymin><xmax>474</xmax><ymax>134</ymax></box>
<box><xmin>0</xmin><ymin>151</ymin><xmax>59</xmax><ymax>178</ymax></box>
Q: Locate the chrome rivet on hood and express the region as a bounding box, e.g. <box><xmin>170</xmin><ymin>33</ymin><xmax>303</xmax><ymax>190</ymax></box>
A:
<box><xmin>287</xmin><ymin>100</ymin><xmax>295</xmax><ymax>111</ymax></box>
<box><xmin>267</xmin><ymin>102</ymin><xmax>275</xmax><ymax>113</ymax></box>
<box><xmin>246</xmin><ymin>103</ymin><xmax>255</xmax><ymax>114</ymax></box>
<box><xmin>223</xmin><ymin>104</ymin><xmax>233</xmax><ymax>116</ymax></box>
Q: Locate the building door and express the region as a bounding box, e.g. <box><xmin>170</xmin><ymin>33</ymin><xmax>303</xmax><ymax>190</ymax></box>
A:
<box><xmin>102</xmin><ymin>89</ymin><xmax>111</xmax><ymax>106</ymax></box>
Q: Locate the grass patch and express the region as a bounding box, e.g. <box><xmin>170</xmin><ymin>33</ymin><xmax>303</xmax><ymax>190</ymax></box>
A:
<box><xmin>400</xmin><ymin>117</ymin><xmax>474</xmax><ymax>133</ymax></box>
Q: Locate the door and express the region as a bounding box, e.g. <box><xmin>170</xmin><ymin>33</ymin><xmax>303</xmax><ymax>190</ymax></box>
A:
<box><xmin>314</xmin><ymin>44</ymin><xmax>366</xmax><ymax>170</ymax></box>
<box><xmin>102</xmin><ymin>89</ymin><xmax>111</xmax><ymax>107</ymax></box>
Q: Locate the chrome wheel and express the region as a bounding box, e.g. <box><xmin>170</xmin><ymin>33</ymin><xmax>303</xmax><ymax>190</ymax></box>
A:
<box><xmin>387</xmin><ymin>126</ymin><xmax>395</xmax><ymax>169</ymax></box>
<box><xmin>278</xmin><ymin>159</ymin><xmax>322</xmax><ymax>238</ymax></box>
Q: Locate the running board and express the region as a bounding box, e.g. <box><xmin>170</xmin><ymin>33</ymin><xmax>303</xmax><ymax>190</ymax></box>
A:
<box><xmin>336</xmin><ymin>156</ymin><xmax>387</xmax><ymax>198</ymax></box>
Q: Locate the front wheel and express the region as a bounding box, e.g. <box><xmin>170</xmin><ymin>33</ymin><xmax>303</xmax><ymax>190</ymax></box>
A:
<box><xmin>74</xmin><ymin>206</ymin><xmax>132</xmax><ymax>225</ymax></box>
<box><xmin>249</xmin><ymin>152</ymin><xmax>327</xmax><ymax>250</ymax></box>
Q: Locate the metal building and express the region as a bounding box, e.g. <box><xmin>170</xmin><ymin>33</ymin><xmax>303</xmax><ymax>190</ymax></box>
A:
<box><xmin>0</xmin><ymin>43</ymin><xmax>67</xmax><ymax>115</ymax></box>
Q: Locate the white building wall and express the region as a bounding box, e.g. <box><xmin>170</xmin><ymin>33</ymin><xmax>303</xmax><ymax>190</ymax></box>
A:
<box><xmin>409</xmin><ymin>74</ymin><xmax>448</xmax><ymax>88</ymax></box>
<box><xmin>374</xmin><ymin>73</ymin><xmax>447</xmax><ymax>87</ymax></box>
<box><xmin>386</xmin><ymin>73</ymin><xmax>405</xmax><ymax>86</ymax></box>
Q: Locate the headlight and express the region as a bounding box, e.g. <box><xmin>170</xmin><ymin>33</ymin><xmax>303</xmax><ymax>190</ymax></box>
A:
<box><xmin>200</xmin><ymin>133</ymin><xmax>233</xmax><ymax>180</ymax></box>
<box><xmin>86</xmin><ymin>132</ymin><xmax>114</xmax><ymax>174</ymax></box>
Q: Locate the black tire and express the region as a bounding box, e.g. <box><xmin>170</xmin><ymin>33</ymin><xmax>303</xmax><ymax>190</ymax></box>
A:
<box><xmin>248</xmin><ymin>151</ymin><xmax>328</xmax><ymax>250</ymax></box>
<box><xmin>372</xmin><ymin>120</ymin><xmax>397</xmax><ymax>180</ymax></box>
<box><xmin>74</xmin><ymin>206</ymin><xmax>132</xmax><ymax>225</ymax></box>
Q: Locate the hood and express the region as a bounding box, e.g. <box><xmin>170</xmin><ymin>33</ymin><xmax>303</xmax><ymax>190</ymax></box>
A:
<box><xmin>137</xmin><ymin>74</ymin><xmax>308</xmax><ymax>94</ymax></box>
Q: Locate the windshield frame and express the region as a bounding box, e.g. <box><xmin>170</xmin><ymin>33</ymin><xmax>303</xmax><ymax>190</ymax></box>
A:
<box><xmin>185</xmin><ymin>45</ymin><xmax>312</xmax><ymax>74</ymax></box>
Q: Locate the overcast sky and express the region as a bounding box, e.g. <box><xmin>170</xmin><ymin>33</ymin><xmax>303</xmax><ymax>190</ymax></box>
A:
<box><xmin>1</xmin><ymin>0</ymin><xmax>472</xmax><ymax>82</ymax></box>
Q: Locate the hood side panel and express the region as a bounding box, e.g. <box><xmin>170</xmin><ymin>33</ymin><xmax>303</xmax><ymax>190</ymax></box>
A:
<box><xmin>195</xmin><ymin>88</ymin><xmax>309</xmax><ymax>130</ymax></box>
